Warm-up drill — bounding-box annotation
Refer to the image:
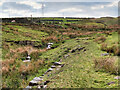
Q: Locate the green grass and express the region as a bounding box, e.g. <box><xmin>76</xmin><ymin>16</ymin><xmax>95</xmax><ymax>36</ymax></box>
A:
<box><xmin>105</xmin><ymin>32</ymin><xmax>118</xmax><ymax>47</ymax></box>
<box><xmin>2</xmin><ymin>25</ymin><xmax>48</xmax><ymax>41</ymax></box>
<box><xmin>34</xmin><ymin>37</ymin><xmax>118</xmax><ymax>88</ymax></box>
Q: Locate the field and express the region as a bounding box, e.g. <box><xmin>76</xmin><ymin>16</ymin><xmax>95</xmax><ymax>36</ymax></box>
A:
<box><xmin>1</xmin><ymin>17</ymin><xmax>120</xmax><ymax>88</ymax></box>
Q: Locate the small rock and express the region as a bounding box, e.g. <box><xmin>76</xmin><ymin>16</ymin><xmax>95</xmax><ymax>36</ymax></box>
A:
<box><xmin>59</xmin><ymin>59</ymin><xmax>62</xmax><ymax>62</ymax></box>
<box><xmin>56</xmin><ymin>68</ymin><xmax>60</xmax><ymax>70</ymax></box>
<box><xmin>83</xmin><ymin>49</ymin><xmax>86</xmax><ymax>52</ymax></box>
<box><xmin>44</xmin><ymin>80</ymin><xmax>50</xmax><ymax>85</ymax></box>
<box><xmin>39</xmin><ymin>76</ymin><xmax>43</xmax><ymax>78</ymax></box>
<box><xmin>71</xmin><ymin>49</ymin><xmax>76</xmax><ymax>53</ymax></box>
<box><xmin>29</xmin><ymin>80</ymin><xmax>39</xmax><ymax>86</ymax></box>
<box><xmin>47</xmin><ymin>68</ymin><xmax>53</xmax><ymax>71</ymax></box>
<box><xmin>54</xmin><ymin>62</ymin><xmax>61</xmax><ymax>65</ymax></box>
<box><xmin>78</xmin><ymin>47</ymin><xmax>85</xmax><ymax>51</ymax></box>
<box><xmin>107</xmin><ymin>81</ymin><xmax>115</xmax><ymax>85</ymax></box>
<box><xmin>26</xmin><ymin>55</ymin><xmax>31</xmax><ymax>60</ymax></box>
<box><xmin>64</xmin><ymin>55</ymin><xmax>69</xmax><ymax>58</ymax></box>
<box><xmin>38</xmin><ymin>85</ymin><xmax>41</xmax><ymax>88</ymax></box>
<box><xmin>58</xmin><ymin>66</ymin><xmax>62</xmax><ymax>68</ymax></box>
<box><xmin>23</xmin><ymin>60</ymin><xmax>30</xmax><ymax>62</ymax></box>
<box><xmin>61</xmin><ymin>64</ymin><xmax>65</xmax><ymax>67</ymax></box>
<box><xmin>45</xmin><ymin>68</ymin><xmax>53</xmax><ymax>73</ymax></box>
<box><xmin>40</xmin><ymin>85</ymin><xmax>43</xmax><ymax>88</ymax></box>
<box><xmin>41</xmin><ymin>74</ymin><xmax>44</xmax><ymax>76</ymax></box>
<box><xmin>43</xmin><ymin>85</ymin><xmax>47</xmax><ymax>88</ymax></box>
<box><xmin>33</xmin><ymin>77</ymin><xmax>43</xmax><ymax>81</ymax></box>
<box><xmin>48</xmin><ymin>43</ymin><xmax>53</xmax><ymax>45</ymax></box>
<box><xmin>51</xmin><ymin>65</ymin><xmax>56</xmax><ymax>68</ymax></box>
<box><xmin>26</xmin><ymin>86</ymin><xmax>32</xmax><ymax>89</ymax></box>
<box><xmin>101</xmin><ymin>53</ymin><xmax>109</xmax><ymax>56</ymax></box>
<box><xmin>114</xmin><ymin>76</ymin><xmax>120</xmax><ymax>79</ymax></box>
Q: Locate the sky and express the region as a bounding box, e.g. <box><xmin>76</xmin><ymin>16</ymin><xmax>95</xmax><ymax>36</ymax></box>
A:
<box><xmin>0</xmin><ymin>0</ymin><xmax>119</xmax><ymax>18</ymax></box>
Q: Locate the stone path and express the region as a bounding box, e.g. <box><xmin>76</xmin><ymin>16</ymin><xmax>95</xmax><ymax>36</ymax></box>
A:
<box><xmin>25</xmin><ymin>46</ymin><xmax>86</xmax><ymax>89</ymax></box>
<box><xmin>26</xmin><ymin>61</ymin><xmax>64</xmax><ymax>89</ymax></box>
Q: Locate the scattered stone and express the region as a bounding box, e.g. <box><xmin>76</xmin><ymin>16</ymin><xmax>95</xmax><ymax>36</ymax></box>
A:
<box><xmin>26</xmin><ymin>55</ymin><xmax>31</xmax><ymax>60</ymax></box>
<box><xmin>83</xmin><ymin>49</ymin><xmax>86</xmax><ymax>52</ymax></box>
<box><xmin>23</xmin><ymin>60</ymin><xmax>30</xmax><ymax>62</ymax></box>
<box><xmin>54</xmin><ymin>62</ymin><xmax>62</xmax><ymax>65</ymax></box>
<box><xmin>45</xmin><ymin>68</ymin><xmax>53</xmax><ymax>73</ymax></box>
<box><xmin>39</xmin><ymin>85</ymin><xmax>43</xmax><ymax>88</ymax></box>
<box><xmin>47</xmin><ymin>43</ymin><xmax>53</xmax><ymax>49</ymax></box>
<box><xmin>59</xmin><ymin>59</ymin><xmax>62</xmax><ymax>62</ymax></box>
<box><xmin>58</xmin><ymin>66</ymin><xmax>62</xmax><ymax>68</ymax></box>
<box><xmin>44</xmin><ymin>80</ymin><xmax>50</xmax><ymax>85</ymax></box>
<box><xmin>71</xmin><ymin>47</ymin><xmax>85</xmax><ymax>53</ymax></box>
<box><xmin>114</xmin><ymin>76</ymin><xmax>120</xmax><ymax>79</ymax></box>
<box><xmin>48</xmin><ymin>43</ymin><xmax>53</xmax><ymax>45</ymax></box>
<box><xmin>61</xmin><ymin>64</ymin><xmax>65</xmax><ymax>67</ymax></box>
<box><xmin>64</xmin><ymin>55</ymin><xmax>69</xmax><ymax>58</ymax></box>
<box><xmin>41</xmin><ymin>74</ymin><xmax>44</xmax><ymax>76</ymax></box>
<box><xmin>71</xmin><ymin>49</ymin><xmax>76</xmax><ymax>53</ymax></box>
<box><xmin>101</xmin><ymin>53</ymin><xmax>109</xmax><ymax>56</ymax></box>
<box><xmin>107</xmin><ymin>81</ymin><xmax>115</xmax><ymax>85</ymax></box>
<box><xmin>48</xmin><ymin>68</ymin><xmax>53</xmax><ymax>71</ymax></box>
<box><xmin>26</xmin><ymin>86</ymin><xmax>32</xmax><ymax>89</ymax></box>
<box><xmin>33</xmin><ymin>77</ymin><xmax>43</xmax><ymax>81</ymax></box>
<box><xmin>39</xmin><ymin>76</ymin><xmax>43</xmax><ymax>78</ymax></box>
<box><xmin>38</xmin><ymin>85</ymin><xmax>41</xmax><ymax>88</ymax></box>
<box><xmin>51</xmin><ymin>65</ymin><xmax>56</xmax><ymax>68</ymax></box>
<box><xmin>29</xmin><ymin>80</ymin><xmax>39</xmax><ymax>86</ymax></box>
<box><xmin>43</xmin><ymin>85</ymin><xmax>47</xmax><ymax>88</ymax></box>
<box><xmin>78</xmin><ymin>47</ymin><xmax>85</xmax><ymax>51</ymax></box>
<box><xmin>56</xmin><ymin>68</ymin><xmax>60</xmax><ymax>70</ymax></box>
<box><xmin>47</xmin><ymin>45</ymin><xmax>51</xmax><ymax>49</ymax></box>
<box><xmin>23</xmin><ymin>55</ymin><xmax>31</xmax><ymax>62</ymax></box>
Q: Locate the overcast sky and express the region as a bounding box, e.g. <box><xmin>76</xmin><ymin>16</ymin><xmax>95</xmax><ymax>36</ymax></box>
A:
<box><xmin>0</xmin><ymin>0</ymin><xmax>119</xmax><ymax>18</ymax></box>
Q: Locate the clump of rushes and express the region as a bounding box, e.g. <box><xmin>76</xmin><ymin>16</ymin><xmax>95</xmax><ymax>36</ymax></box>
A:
<box><xmin>101</xmin><ymin>43</ymin><xmax>108</xmax><ymax>51</ymax></box>
<box><xmin>94</xmin><ymin>57</ymin><xmax>118</xmax><ymax>74</ymax></box>
<box><xmin>100</xmin><ymin>43</ymin><xmax>120</xmax><ymax>56</ymax></box>
<box><xmin>107</xmin><ymin>44</ymin><xmax>120</xmax><ymax>56</ymax></box>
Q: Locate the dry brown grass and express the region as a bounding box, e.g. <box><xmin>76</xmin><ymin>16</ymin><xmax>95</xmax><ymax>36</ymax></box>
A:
<box><xmin>2</xmin><ymin>59</ymin><xmax>16</xmax><ymax>74</ymax></box>
<box><xmin>10</xmin><ymin>46</ymin><xmax>47</xmax><ymax>55</ymax></box>
<box><xmin>94</xmin><ymin>57</ymin><xmax>118</xmax><ymax>74</ymax></box>
<box><xmin>18</xmin><ymin>59</ymin><xmax>44</xmax><ymax>74</ymax></box>
<box><xmin>94</xmin><ymin>36</ymin><xmax>106</xmax><ymax>44</ymax></box>
<box><xmin>42</xmin><ymin>35</ymin><xmax>59</xmax><ymax>43</ymax></box>
<box><xmin>100</xmin><ymin>43</ymin><xmax>120</xmax><ymax>56</ymax></box>
<box><xmin>101</xmin><ymin>43</ymin><xmax>108</xmax><ymax>51</ymax></box>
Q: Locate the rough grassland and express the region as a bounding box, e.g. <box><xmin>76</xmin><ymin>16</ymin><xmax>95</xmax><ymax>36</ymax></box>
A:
<box><xmin>30</xmin><ymin>35</ymin><xmax>119</xmax><ymax>88</ymax></box>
